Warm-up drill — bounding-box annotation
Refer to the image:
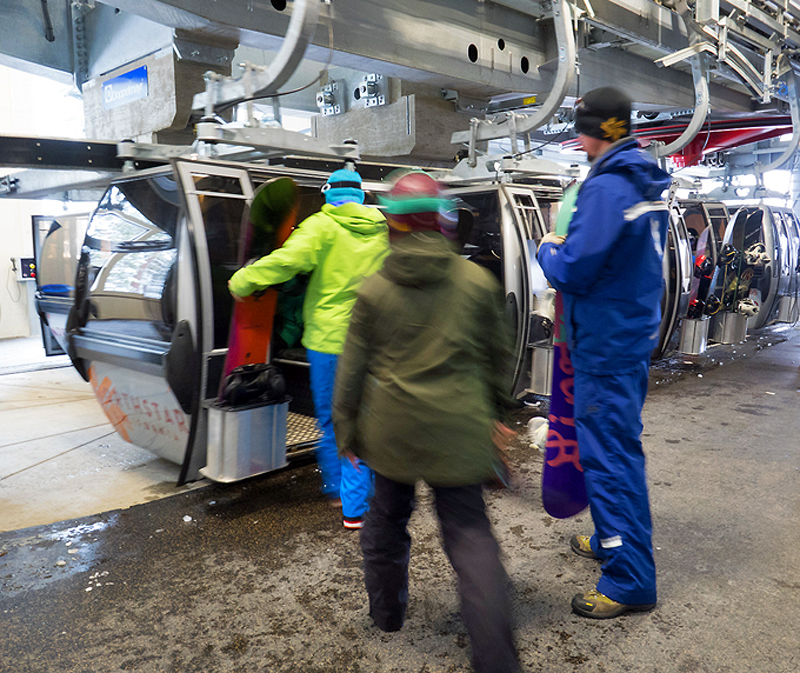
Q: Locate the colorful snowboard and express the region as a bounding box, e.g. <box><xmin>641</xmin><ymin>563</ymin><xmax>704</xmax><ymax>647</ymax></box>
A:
<box><xmin>686</xmin><ymin>225</ymin><xmax>714</xmax><ymax>319</ymax></box>
<box><xmin>219</xmin><ymin>177</ymin><xmax>300</xmax><ymax>396</ymax></box>
<box><xmin>687</xmin><ymin>216</ymin><xmax>737</xmax><ymax>319</ymax></box>
<box><xmin>720</xmin><ymin>208</ymin><xmax>771</xmax><ymax>324</ymax></box>
<box><xmin>687</xmin><ymin>211</ymin><xmax>739</xmax><ymax>318</ymax></box>
<box><xmin>542</xmin><ymin>184</ymin><xmax>588</xmax><ymax>519</ymax></box>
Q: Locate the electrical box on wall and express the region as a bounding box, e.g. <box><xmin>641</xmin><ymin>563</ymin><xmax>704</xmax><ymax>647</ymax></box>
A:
<box><xmin>12</xmin><ymin>257</ymin><xmax>36</xmax><ymax>282</ymax></box>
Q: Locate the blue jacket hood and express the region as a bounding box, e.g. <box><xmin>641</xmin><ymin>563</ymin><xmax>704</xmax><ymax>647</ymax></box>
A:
<box><xmin>589</xmin><ymin>137</ymin><xmax>672</xmax><ymax>201</ymax></box>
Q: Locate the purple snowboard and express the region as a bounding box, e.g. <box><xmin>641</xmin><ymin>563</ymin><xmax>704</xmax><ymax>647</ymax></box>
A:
<box><xmin>542</xmin><ymin>288</ymin><xmax>588</xmax><ymax>518</ymax></box>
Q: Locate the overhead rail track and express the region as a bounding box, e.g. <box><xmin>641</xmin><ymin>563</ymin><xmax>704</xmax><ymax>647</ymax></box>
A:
<box><xmin>5</xmin><ymin>0</ymin><xmax>800</xmax><ymax>184</ymax></box>
<box><xmin>448</xmin><ymin>0</ymin><xmax>800</xmax><ymax>169</ymax></box>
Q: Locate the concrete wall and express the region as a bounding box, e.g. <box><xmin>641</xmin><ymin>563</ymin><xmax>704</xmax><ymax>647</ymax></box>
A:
<box><xmin>0</xmin><ymin>65</ymin><xmax>88</xmax><ymax>340</ymax></box>
<box><xmin>312</xmin><ymin>86</ymin><xmax>472</xmax><ymax>164</ymax></box>
<box><xmin>82</xmin><ymin>48</ymin><xmax>212</xmax><ymax>143</ymax></box>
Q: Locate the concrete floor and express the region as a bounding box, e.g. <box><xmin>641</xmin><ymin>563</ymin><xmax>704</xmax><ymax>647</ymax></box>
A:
<box><xmin>1</xmin><ymin>329</ymin><xmax>799</xmax><ymax>672</ymax></box>
<box><xmin>0</xmin><ymin>337</ymin><xmax>204</xmax><ymax>533</ymax></box>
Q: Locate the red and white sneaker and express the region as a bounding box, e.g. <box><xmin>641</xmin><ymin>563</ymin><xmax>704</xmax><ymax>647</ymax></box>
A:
<box><xmin>343</xmin><ymin>516</ymin><xmax>364</xmax><ymax>530</ymax></box>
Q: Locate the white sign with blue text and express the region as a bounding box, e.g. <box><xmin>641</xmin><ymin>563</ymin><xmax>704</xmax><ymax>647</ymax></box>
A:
<box><xmin>102</xmin><ymin>66</ymin><xmax>149</xmax><ymax>110</ymax></box>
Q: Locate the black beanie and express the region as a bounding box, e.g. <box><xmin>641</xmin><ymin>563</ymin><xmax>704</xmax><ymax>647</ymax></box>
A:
<box><xmin>574</xmin><ymin>87</ymin><xmax>632</xmax><ymax>142</ymax></box>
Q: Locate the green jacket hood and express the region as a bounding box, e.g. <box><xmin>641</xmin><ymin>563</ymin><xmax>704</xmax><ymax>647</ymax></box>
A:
<box><xmin>382</xmin><ymin>232</ymin><xmax>453</xmax><ymax>287</ymax></box>
<box><xmin>321</xmin><ymin>202</ymin><xmax>387</xmax><ymax>234</ymax></box>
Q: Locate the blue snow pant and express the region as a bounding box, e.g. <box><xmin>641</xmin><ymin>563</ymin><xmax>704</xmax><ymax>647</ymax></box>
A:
<box><xmin>307</xmin><ymin>349</ymin><xmax>373</xmax><ymax>519</ymax></box>
<box><xmin>361</xmin><ymin>473</ymin><xmax>519</xmax><ymax>673</ymax></box>
<box><xmin>573</xmin><ymin>360</ymin><xmax>657</xmax><ymax>606</ymax></box>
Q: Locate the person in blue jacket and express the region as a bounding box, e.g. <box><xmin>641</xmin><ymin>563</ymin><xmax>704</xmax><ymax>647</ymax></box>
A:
<box><xmin>537</xmin><ymin>87</ymin><xmax>671</xmax><ymax>619</ymax></box>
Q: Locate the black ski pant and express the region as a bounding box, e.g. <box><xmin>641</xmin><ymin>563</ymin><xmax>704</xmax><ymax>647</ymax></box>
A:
<box><xmin>360</xmin><ymin>472</ymin><xmax>519</xmax><ymax>673</ymax></box>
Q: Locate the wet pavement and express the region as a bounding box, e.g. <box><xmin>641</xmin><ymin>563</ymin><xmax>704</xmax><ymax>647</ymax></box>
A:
<box><xmin>0</xmin><ymin>360</ymin><xmax>201</xmax><ymax>533</ymax></box>
<box><xmin>2</xmin><ymin>327</ymin><xmax>800</xmax><ymax>672</ymax></box>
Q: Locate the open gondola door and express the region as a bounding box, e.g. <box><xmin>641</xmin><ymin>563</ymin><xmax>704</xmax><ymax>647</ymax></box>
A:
<box><xmin>725</xmin><ymin>207</ymin><xmax>778</xmax><ymax>331</ymax></box>
<box><xmin>66</xmin><ymin>169</ymin><xmax>197</xmax><ymax>477</ymax></box>
<box><xmin>32</xmin><ymin>213</ymin><xmax>90</xmax><ymax>356</ymax></box>
<box><xmin>504</xmin><ymin>186</ymin><xmax>548</xmax><ymax>397</ymax></box>
<box><xmin>655</xmin><ymin>204</ymin><xmax>693</xmax><ymax>358</ymax></box>
<box><xmin>172</xmin><ymin>160</ymin><xmax>256</xmax><ymax>483</ymax></box>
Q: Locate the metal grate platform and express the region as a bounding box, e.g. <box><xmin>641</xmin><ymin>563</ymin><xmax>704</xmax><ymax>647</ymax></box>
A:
<box><xmin>286</xmin><ymin>412</ymin><xmax>321</xmax><ymax>454</ymax></box>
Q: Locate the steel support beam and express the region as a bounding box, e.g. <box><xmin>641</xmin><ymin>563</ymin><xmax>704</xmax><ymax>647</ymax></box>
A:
<box><xmin>191</xmin><ymin>0</ymin><xmax>319</xmax><ymax>113</ymax></box>
<box><xmin>578</xmin><ymin>47</ymin><xmax>752</xmax><ymax>111</ymax></box>
<box><xmin>100</xmin><ymin>0</ymin><xmax>555</xmax><ymax>99</ymax></box>
<box><xmin>195</xmin><ymin>120</ymin><xmax>360</xmax><ymax>161</ymax></box>
<box><xmin>724</xmin><ymin>0</ymin><xmax>800</xmax><ymax>49</ymax></box>
<box><xmin>82</xmin><ymin>4</ymin><xmax>174</xmax><ymax>82</ymax></box>
<box><xmin>756</xmin><ymin>59</ymin><xmax>800</xmax><ymax>173</ymax></box>
<box><xmin>451</xmin><ymin>0</ymin><xmax>575</xmax><ymax>156</ymax></box>
<box><xmin>95</xmin><ymin>0</ymin><xmax>763</xmax><ymax>111</ymax></box>
<box><xmin>656</xmin><ymin>57</ymin><xmax>711</xmax><ymax>157</ymax></box>
<box><xmin>0</xmin><ymin>136</ymin><xmax>126</xmax><ymax>171</ymax></box>
<box><xmin>0</xmin><ymin>169</ymin><xmax>115</xmax><ymax>201</ymax></box>
<box><xmin>3</xmin><ymin>0</ymin><xmax>796</xmax><ymax>114</ymax></box>
<box><xmin>0</xmin><ymin>0</ymin><xmax>74</xmax><ymax>80</ymax></box>
<box><xmin>583</xmin><ymin>0</ymin><xmax>689</xmax><ymax>53</ymax></box>
<box><xmin>653</xmin><ymin>2</ymin><xmax>712</xmax><ymax>158</ymax></box>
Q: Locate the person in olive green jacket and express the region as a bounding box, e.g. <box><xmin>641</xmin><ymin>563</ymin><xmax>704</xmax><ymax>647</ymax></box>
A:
<box><xmin>332</xmin><ymin>171</ymin><xmax>519</xmax><ymax>673</ymax></box>
<box><xmin>229</xmin><ymin>169</ymin><xmax>389</xmax><ymax>529</ymax></box>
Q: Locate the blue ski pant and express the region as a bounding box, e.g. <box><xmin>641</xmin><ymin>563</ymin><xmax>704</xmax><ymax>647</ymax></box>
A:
<box><xmin>361</xmin><ymin>473</ymin><xmax>519</xmax><ymax>673</ymax></box>
<box><xmin>574</xmin><ymin>360</ymin><xmax>657</xmax><ymax>606</ymax></box>
<box><xmin>307</xmin><ymin>349</ymin><xmax>373</xmax><ymax>519</ymax></box>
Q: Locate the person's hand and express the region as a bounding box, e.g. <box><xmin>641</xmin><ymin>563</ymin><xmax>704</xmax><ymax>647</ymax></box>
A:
<box><xmin>343</xmin><ymin>451</ymin><xmax>361</xmax><ymax>470</ymax></box>
<box><xmin>228</xmin><ymin>280</ymin><xmax>245</xmax><ymax>302</ymax></box>
<box><xmin>540</xmin><ymin>232</ymin><xmax>566</xmax><ymax>246</ymax></box>
<box><xmin>492</xmin><ymin>422</ymin><xmax>517</xmax><ymax>451</ymax></box>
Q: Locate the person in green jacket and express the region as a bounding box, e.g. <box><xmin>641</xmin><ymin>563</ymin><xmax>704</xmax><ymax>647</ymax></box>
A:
<box><xmin>332</xmin><ymin>171</ymin><xmax>519</xmax><ymax>673</ymax></box>
<box><xmin>229</xmin><ymin>168</ymin><xmax>389</xmax><ymax>529</ymax></box>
